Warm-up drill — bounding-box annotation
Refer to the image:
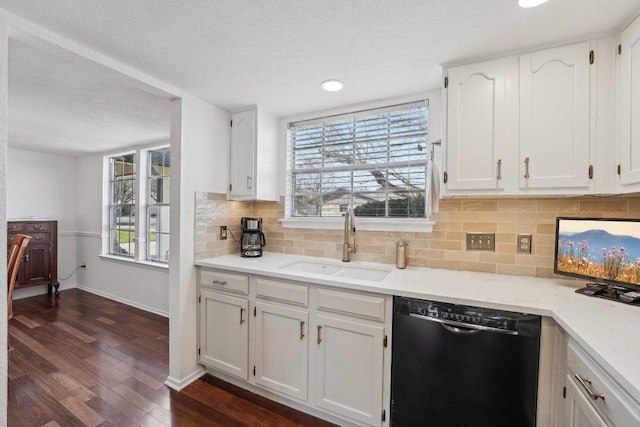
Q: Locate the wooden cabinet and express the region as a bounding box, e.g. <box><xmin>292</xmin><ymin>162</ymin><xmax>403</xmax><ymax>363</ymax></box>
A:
<box><xmin>443</xmin><ymin>57</ymin><xmax>517</xmax><ymax>194</ymax></box>
<box><xmin>618</xmin><ymin>15</ymin><xmax>640</xmax><ymax>190</ymax></box>
<box><xmin>519</xmin><ymin>41</ymin><xmax>593</xmax><ymax>191</ymax></box>
<box><xmin>199</xmin><ymin>289</ymin><xmax>249</xmax><ymax>380</ymax></box>
<box><xmin>7</xmin><ymin>220</ymin><xmax>59</xmax><ymax>294</ymax></box>
<box><xmin>228</xmin><ymin>107</ymin><xmax>278</xmax><ymax>201</ymax></box>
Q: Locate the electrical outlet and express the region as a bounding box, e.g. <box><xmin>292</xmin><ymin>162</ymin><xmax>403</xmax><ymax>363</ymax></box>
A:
<box><xmin>220</xmin><ymin>226</ymin><xmax>228</xmax><ymax>240</ymax></box>
<box><xmin>466</xmin><ymin>233</ymin><xmax>495</xmax><ymax>251</ymax></box>
<box><xmin>517</xmin><ymin>234</ymin><xmax>532</xmax><ymax>254</ymax></box>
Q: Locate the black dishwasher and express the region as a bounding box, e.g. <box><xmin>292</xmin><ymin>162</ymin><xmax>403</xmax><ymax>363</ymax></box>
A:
<box><xmin>391</xmin><ymin>296</ymin><xmax>541</xmax><ymax>427</ymax></box>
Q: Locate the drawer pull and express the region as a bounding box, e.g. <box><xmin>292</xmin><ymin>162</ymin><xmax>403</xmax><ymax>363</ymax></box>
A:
<box><xmin>240</xmin><ymin>308</ymin><xmax>245</xmax><ymax>324</ymax></box>
<box><xmin>300</xmin><ymin>321</ymin><xmax>305</xmax><ymax>340</ymax></box>
<box><xmin>575</xmin><ymin>374</ymin><xmax>605</xmax><ymax>401</ymax></box>
<box><xmin>34</xmin><ymin>235</ymin><xmax>44</xmax><ymax>241</ymax></box>
<box><xmin>317</xmin><ymin>325</ymin><xmax>322</xmax><ymax>344</ymax></box>
<box><xmin>33</xmin><ymin>224</ymin><xmax>43</xmax><ymax>230</ymax></box>
<box><xmin>212</xmin><ymin>280</ymin><xmax>227</xmax><ymax>285</ymax></box>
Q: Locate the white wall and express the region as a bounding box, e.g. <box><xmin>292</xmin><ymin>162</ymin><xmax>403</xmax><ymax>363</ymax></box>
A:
<box><xmin>167</xmin><ymin>95</ymin><xmax>230</xmax><ymax>390</ymax></box>
<box><xmin>0</xmin><ymin>15</ymin><xmax>8</xmax><ymax>425</ymax></box>
<box><xmin>75</xmin><ymin>151</ymin><xmax>170</xmax><ymax>316</ymax></box>
<box><xmin>7</xmin><ymin>148</ymin><xmax>79</xmax><ymax>298</ymax></box>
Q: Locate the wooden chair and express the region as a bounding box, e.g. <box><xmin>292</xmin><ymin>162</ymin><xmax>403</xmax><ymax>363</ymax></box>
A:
<box><xmin>7</xmin><ymin>233</ymin><xmax>31</xmax><ymax>321</ymax></box>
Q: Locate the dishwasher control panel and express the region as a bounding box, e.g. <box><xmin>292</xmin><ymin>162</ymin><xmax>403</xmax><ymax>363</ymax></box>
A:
<box><xmin>396</xmin><ymin>297</ymin><xmax>540</xmax><ymax>334</ymax></box>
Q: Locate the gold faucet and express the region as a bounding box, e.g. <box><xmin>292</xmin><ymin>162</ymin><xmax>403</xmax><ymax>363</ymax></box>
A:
<box><xmin>342</xmin><ymin>208</ymin><xmax>356</xmax><ymax>262</ymax></box>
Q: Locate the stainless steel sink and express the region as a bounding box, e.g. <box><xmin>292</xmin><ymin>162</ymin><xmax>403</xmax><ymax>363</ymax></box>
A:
<box><xmin>280</xmin><ymin>260</ymin><xmax>392</xmax><ymax>282</ymax></box>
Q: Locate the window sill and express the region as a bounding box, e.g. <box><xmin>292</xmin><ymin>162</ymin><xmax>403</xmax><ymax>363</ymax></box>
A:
<box><xmin>279</xmin><ymin>217</ymin><xmax>434</xmax><ymax>233</ymax></box>
<box><xmin>98</xmin><ymin>254</ymin><xmax>170</xmax><ymax>271</ymax></box>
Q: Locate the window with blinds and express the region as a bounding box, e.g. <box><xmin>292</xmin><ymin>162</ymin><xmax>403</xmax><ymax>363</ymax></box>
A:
<box><xmin>288</xmin><ymin>100</ymin><xmax>429</xmax><ymax>218</ymax></box>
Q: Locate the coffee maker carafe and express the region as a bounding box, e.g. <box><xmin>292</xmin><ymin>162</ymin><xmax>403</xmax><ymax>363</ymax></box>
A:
<box><xmin>240</xmin><ymin>217</ymin><xmax>266</xmax><ymax>257</ymax></box>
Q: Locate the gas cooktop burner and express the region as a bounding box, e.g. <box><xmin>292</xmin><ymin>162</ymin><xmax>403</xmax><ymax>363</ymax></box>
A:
<box><xmin>576</xmin><ymin>283</ymin><xmax>640</xmax><ymax>306</ymax></box>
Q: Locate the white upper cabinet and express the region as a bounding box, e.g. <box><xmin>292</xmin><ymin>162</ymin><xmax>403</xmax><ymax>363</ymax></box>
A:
<box><xmin>619</xmin><ymin>15</ymin><xmax>640</xmax><ymax>190</ymax></box>
<box><xmin>441</xmin><ymin>38</ymin><xmax>618</xmax><ymax>197</ymax></box>
<box><xmin>443</xmin><ymin>57</ymin><xmax>517</xmax><ymax>194</ymax></box>
<box><xmin>519</xmin><ymin>41</ymin><xmax>593</xmax><ymax>191</ymax></box>
<box><xmin>229</xmin><ymin>107</ymin><xmax>279</xmax><ymax>201</ymax></box>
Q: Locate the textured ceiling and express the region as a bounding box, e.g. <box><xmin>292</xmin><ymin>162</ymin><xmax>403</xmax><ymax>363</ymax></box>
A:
<box><xmin>8</xmin><ymin>40</ymin><xmax>172</xmax><ymax>155</ymax></box>
<box><xmin>2</xmin><ymin>0</ymin><xmax>640</xmax><ymax>154</ymax></box>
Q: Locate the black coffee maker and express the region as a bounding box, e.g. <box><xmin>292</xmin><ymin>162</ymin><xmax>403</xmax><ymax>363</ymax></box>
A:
<box><xmin>240</xmin><ymin>217</ymin><xmax>266</xmax><ymax>257</ymax></box>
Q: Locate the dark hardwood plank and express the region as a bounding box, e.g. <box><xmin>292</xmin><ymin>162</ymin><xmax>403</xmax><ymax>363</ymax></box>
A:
<box><xmin>8</xmin><ymin>289</ymin><xmax>338</xmax><ymax>427</ymax></box>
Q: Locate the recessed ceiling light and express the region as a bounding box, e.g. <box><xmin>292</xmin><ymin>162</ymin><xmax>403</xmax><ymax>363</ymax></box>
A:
<box><xmin>519</xmin><ymin>0</ymin><xmax>550</xmax><ymax>7</ymax></box>
<box><xmin>321</xmin><ymin>79</ymin><xmax>344</xmax><ymax>92</ymax></box>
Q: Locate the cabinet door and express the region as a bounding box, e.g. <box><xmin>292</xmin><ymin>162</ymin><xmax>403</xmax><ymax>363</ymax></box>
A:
<box><xmin>445</xmin><ymin>57</ymin><xmax>513</xmax><ymax>192</ymax></box>
<box><xmin>619</xmin><ymin>17</ymin><xmax>640</xmax><ymax>187</ymax></box>
<box><xmin>565</xmin><ymin>376</ymin><xmax>608</xmax><ymax>427</ymax></box>
<box><xmin>314</xmin><ymin>315</ymin><xmax>384</xmax><ymax>427</ymax></box>
<box><xmin>22</xmin><ymin>243</ymin><xmax>51</xmax><ymax>287</ymax></box>
<box><xmin>229</xmin><ymin>109</ymin><xmax>257</xmax><ymax>198</ymax></box>
<box><xmin>520</xmin><ymin>42</ymin><xmax>592</xmax><ymax>190</ymax></box>
<box><xmin>255</xmin><ymin>302</ymin><xmax>308</xmax><ymax>401</ymax></box>
<box><xmin>199</xmin><ymin>290</ymin><xmax>249</xmax><ymax>379</ymax></box>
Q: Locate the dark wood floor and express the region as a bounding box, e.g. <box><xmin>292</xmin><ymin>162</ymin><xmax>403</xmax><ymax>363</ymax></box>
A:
<box><xmin>8</xmin><ymin>289</ymin><xmax>337</xmax><ymax>427</ymax></box>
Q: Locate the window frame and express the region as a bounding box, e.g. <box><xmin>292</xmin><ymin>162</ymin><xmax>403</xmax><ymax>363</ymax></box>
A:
<box><xmin>282</xmin><ymin>99</ymin><xmax>434</xmax><ymax>232</ymax></box>
<box><xmin>108</xmin><ymin>152</ymin><xmax>137</xmax><ymax>258</ymax></box>
<box><xmin>146</xmin><ymin>147</ymin><xmax>171</xmax><ymax>263</ymax></box>
<box><xmin>102</xmin><ymin>143</ymin><xmax>171</xmax><ymax>266</ymax></box>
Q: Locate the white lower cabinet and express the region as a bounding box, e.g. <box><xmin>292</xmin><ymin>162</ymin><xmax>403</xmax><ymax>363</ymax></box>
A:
<box><xmin>565</xmin><ymin>340</ymin><xmax>640</xmax><ymax>427</ymax></box>
<box><xmin>314</xmin><ymin>314</ymin><xmax>385</xmax><ymax>426</ymax></box>
<box><xmin>199</xmin><ymin>289</ymin><xmax>249</xmax><ymax>380</ymax></box>
<box><xmin>198</xmin><ymin>268</ymin><xmax>390</xmax><ymax>427</ymax></box>
<box><xmin>254</xmin><ymin>301</ymin><xmax>308</xmax><ymax>401</ymax></box>
<box><xmin>565</xmin><ymin>375</ymin><xmax>608</xmax><ymax>427</ymax></box>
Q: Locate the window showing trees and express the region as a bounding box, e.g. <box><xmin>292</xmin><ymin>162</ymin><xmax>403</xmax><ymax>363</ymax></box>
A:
<box><xmin>288</xmin><ymin>101</ymin><xmax>429</xmax><ymax>218</ymax></box>
<box><xmin>106</xmin><ymin>145</ymin><xmax>171</xmax><ymax>263</ymax></box>
<box><xmin>109</xmin><ymin>153</ymin><xmax>136</xmax><ymax>257</ymax></box>
<box><xmin>147</xmin><ymin>147</ymin><xmax>170</xmax><ymax>262</ymax></box>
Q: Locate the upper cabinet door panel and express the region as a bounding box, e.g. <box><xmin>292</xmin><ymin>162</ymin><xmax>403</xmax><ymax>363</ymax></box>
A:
<box><xmin>230</xmin><ymin>109</ymin><xmax>257</xmax><ymax>198</ymax></box>
<box><xmin>445</xmin><ymin>58</ymin><xmax>513</xmax><ymax>191</ymax></box>
<box><xmin>619</xmin><ymin>16</ymin><xmax>640</xmax><ymax>187</ymax></box>
<box><xmin>520</xmin><ymin>42</ymin><xmax>591</xmax><ymax>190</ymax></box>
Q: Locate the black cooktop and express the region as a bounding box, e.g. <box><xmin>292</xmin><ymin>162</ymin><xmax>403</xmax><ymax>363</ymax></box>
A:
<box><xmin>576</xmin><ymin>283</ymin><xmax>640</xmax><ymax>306</ymax></box>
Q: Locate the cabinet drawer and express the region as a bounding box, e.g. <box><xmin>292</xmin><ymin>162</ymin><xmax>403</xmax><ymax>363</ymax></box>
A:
<box><xmin>567</xmin><ymin>340</ymin><xmax>640</xmax><ymax>427</ymax></box>
<box><xmin>7</xmin><ymin>223</ymin><xmax>23</xmax><ymax>232</ymax></box>
<box><xmin>200</xmin><ymin>269</ymin><xmax>249</xmax><ymax>295</ymax></box>
<box><xmin>25</xmin><ymin>222</ymin><xmax>51</xmax><ymax>232</ymax></box>
<box><xmin>316</xmin><ymin>288</ymin><xmax>385</xmax><ymax>322</ymax></box>
<box><xmin>255</xmin><ymin>278</ymin><xmax>308</xmax><ymax>306</ymax></box>
<box><xmin>28</xmin><ymin>232</ymin><xmax>51</xmax><ymax>244</ymax></box>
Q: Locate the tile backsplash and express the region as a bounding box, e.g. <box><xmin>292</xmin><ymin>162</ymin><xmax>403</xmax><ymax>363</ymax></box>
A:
<box><xmin>195</xmin><ymin>192</ymin><xmax>640</xmax><ymax>279</ymax></box>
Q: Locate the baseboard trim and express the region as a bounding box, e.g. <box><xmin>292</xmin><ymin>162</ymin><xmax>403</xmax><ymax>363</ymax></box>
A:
<box><xmin>13</xmin><ymin>283</ymin><xmax>77</xmax><ymax>300</ymax></box>
<box><xmin>75</xmin><ymin>285</ymin><xmax>169</xmax><ymax>318</ymax></box>
<box><xmin>165</xmin><ymin>366</ymin><xmax>206</xmax><ymax>391</ymax></box>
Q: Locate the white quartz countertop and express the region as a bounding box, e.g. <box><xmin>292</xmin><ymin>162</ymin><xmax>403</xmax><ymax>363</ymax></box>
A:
<box><xmin>196</xmin><ymin>252</ymin><xmax>640</xmax><ymax>403</ymax></box>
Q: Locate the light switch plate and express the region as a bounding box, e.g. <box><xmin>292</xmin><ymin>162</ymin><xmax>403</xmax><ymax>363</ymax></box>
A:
<box><xmin>517</xmin><ymin>234</ymin><xmax>532</xmax><ymax>254</ymax></box>
<box><xmin>466</xmin><ymin>233</ymin><xmax>495</xmax><ymax>251</ymax></box>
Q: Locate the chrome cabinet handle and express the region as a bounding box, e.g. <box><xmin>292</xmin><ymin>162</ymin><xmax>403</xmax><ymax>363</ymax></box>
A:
<box><xmin>247</xmin><ymin>176</ymin><xmax>252</xmax><ymax>190</ymax></box>
<box><xmin>524</xmin><ymin>157</ymin><xmax>530</xmax><ymax>179</ymax></box>
<box><xmin>300</xmin><ymin>321</ymin><xmax>305</xmax><ymax>340</ymax></box>
<box><xmin>317</xmin><ymin>325</ymin><xmax>322</xmax><ymax>344</ymax></box>
<box><xmin>575</xmin><ymin>374</ymin><xmax>605</xmax><ymax>401</ymax></box>
<box><xmin>240</xmin><ymin>308</ymin><xmax>245</xmax><ymax>324</ymax></box>
<box><xmin>212</xmin><ymin>280</ymin><xmax>227</xmax><ymax>285</ymax></box>
<box><xmin>497</xmin><ymin>159</ymin><xmax>502</xmax><ymax>180</ymax></box>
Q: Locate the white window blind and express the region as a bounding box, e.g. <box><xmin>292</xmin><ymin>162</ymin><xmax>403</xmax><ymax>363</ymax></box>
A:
<box><xmin>288</xmin><ymin>100</ymin><xmax>429</xmax><ymax>218</ymax></box>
